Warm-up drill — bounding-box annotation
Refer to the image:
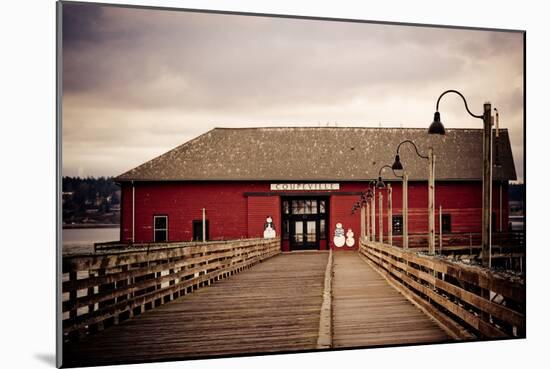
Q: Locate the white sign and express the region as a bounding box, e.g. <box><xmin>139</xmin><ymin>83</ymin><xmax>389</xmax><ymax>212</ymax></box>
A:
<box><xmin>270</xmin><ymin>183</ymin><xmax>340</xmax><ymax>191</ymax></box>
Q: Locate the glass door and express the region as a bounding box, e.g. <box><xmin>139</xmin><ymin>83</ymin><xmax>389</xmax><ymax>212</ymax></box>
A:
<box><xmin>283</xmin><ymin>196</ymin><xmax>328</xmax><ymax>251</ymax></box>
<box><xmin>291</xmin><ymin>219</ymin><xmax>318</xmax><ymax>250</ymax></box>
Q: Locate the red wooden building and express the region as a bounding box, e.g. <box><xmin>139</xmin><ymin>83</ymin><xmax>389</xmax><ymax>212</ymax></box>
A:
<box><xmin>115</xmin><ymin>127</ymin><xmax>516</xmax><ymax>251</ymax></box>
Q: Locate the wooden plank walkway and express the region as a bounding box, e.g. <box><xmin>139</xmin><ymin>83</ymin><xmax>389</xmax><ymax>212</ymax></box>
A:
<box><xmin>332</xmin><ymin>252</ymin><xmax>452</xmax><ymax>348</ymax></box>
<box><xmin>64</xmin><ymin>252</ymin><xmax>328</xmax><ymax>367</ymax></box>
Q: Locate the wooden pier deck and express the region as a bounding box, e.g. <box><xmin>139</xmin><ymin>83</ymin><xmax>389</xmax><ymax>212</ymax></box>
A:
<box><xmin>64</xmin><ymin>252</ymin><xmax>328</xmax><ymax>367</ymax></box>
<box><xmin>332</xmin><ymin>252</ymin><xmax>451</xmax><ymax>347</ymax></box>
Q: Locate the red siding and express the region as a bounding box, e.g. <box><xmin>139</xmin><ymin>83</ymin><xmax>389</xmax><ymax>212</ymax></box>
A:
<box><xmin>330</xmin><ymin>195</ymin><xmax>360</xmax><ymax>251</ymax></box>
<box><xmin>119</xmin><ymin>180</ymin><xmax>510</xmax><ymax>248</ymax></box>
<box><xmin>361</xmin><ymin>180</ymin><xmax>510</xmax><ymax>240</ymax></box>
<box><xmin>247</xmin><ymin>196</ymin><xmax>281</xmax><ymax>238</ymax></box>
<box><xmin>122</xmin><ymin>182</ymin><xmax>266</xmax><ymax>243</ymax></box>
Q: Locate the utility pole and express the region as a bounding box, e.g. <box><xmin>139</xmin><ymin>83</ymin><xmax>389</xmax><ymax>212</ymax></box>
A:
<box><xmin>429</xmin><ymin>90</ymin><xmax>493</xmax><ymax>268</ymax></box>
<box><xmin>439</xmin><ymin>205</ymin><xmax>443</xmax><ymax>254</ymax></box>
<box><xmin>482</xmin><ymin>102</ymin><xmax>492</xmax><ymax>267</ymax></box>
<box><xmin>366</xmin><ymin>202</ymin><xmax>370</xmax><ymax>242</ymax></box>
<box><xmin>428</xmin><ymin>147</ymin><xmax>435</xmax><ymax>254</ymax></box>
<box><xmin>202</xmin><ymin>208</ymin><xmax>206</xmax><ymax>242</ymax></box>
<box><xmin>360</xmin><ymin>205</ymin><xmax>366</xmax><ymax>242</ymax></box>
<box><xmin>403</xmin><ymin>172</ymin><xmax>408</xmax><ymax>249</ymax></box>
<box><xmin>378</xmin><ymin>191</ymin><xmax>383</xmax><ymax>243</ymax></box>
<box><xmin>371</xmin><ymin>188</ymin><xmax>376</xmax><ymax>242</ymax></box>
<box><xmin>388</xmin><ymin>184</ymin><xmax>393</xmax><ymax>246</ymax></box>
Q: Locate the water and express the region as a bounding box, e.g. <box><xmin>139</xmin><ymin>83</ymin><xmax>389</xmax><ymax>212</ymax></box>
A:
<box><xmin>62</xmin><ymin>227</ymin><xmax>120</xmax><ymax>254</ymax></box>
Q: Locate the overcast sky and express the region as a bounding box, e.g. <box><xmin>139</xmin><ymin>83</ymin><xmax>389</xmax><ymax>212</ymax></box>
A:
<box><xmin>62</xmin><ymin>3</ymin><xmax>524</xmax><ymax>181</ymax></box>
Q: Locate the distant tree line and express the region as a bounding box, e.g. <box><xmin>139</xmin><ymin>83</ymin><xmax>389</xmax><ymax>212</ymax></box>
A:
<box><xmin>62</xmin><ymin>177</ymin><xmax>121</xmax><ymax>225</ymax></box>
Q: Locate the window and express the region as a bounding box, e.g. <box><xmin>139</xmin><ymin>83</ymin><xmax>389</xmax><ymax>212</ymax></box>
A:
<box><xmin>282</xmin><ymin>219</ymin><xmax>289</xmax><ymax>240</ymax></box>
<box><xmin>292</xmin><ymin>199</ymin><xmax>318</xmax><ymax>214</ymax></box>
<box><xmin>306</xmin><ymin>221</ymin><xmax>316</xmax><ymax>242</ymax></box>
<box><xmin>306</xmin><ymin>200</ymin><xmax>318</xmax><ymax>214</ymax></box>
<box><xmin>294</xmin><ymin>221</ymin><xmax>303</xmax><ymax>242</ymax></box>
<box><xmin>392</xmin><ymin>215</ymin><xmax>403</xmax><ymax>235</ymax></box>
<box><xmin>320</xmin><ymin>219</ymin><xmax>326</xmax><ymax>239</ymax></box>
<box><xmin>319</xmin><ymin>200</ymin><xmax>326</xmax><ymax>214</ymax></box>
<box><xmin>193</xmin><ymin>220</ymin><xmax>209</xmax><ymax>241</ymax></box>
<box><xmin>442</xmin><ymin>214</ymin><xmax>451</xmax><ymax>234</ymax></box>
<box><xmin>292</xmin><ymin>200</ymin><xmax>304</xmax><ymax>214</ymax></box>
<box><xmin>154</xmin><ymin>216</ymin><xmax>168</xmax><ymax>242</ymax></box>
<box><xmin>283</xmin><ymin>200</ymin><xmax>290</xmax><ymax>214</ymax></box>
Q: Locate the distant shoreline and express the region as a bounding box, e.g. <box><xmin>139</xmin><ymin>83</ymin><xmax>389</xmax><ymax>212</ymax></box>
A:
<box><xmin>63</xmin><ymin>224</ymin><xmax>120</xmax><ymax>229</ymax></box>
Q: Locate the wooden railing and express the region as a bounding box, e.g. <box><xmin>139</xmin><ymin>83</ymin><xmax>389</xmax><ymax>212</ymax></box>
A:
<box><xmin>386</xmin><ymin>232</ymin><xmax>525</xmax><ymax>272</ymax></box>
<box><xmin>359</xmin><ymin>239</ymin><xmax>525</xmax><ymax>340</ymax></box>
<box><xmin>62</xmin><ymin>238</ymin><xmax>280</xmax><ymax>342</ymax></box>
<box><xmin>388</xmin><ymin>231</ymin><xmax>525</xmax><ymax>249</ymax></box>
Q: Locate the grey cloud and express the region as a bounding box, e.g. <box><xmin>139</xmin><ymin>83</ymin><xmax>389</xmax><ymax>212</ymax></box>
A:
<box><xmin>61</xmin><ymin>3</ymin><xmax>524</xmax><ymax>181</ymax></box>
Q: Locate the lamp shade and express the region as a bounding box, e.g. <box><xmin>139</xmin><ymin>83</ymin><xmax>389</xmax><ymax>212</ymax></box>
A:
<box><xmin>392</xmin><ymin>154</ymin><xmax>403</xmax><ymax>170</ymax></box>
<box><xmin>428</xmin><ymin>111</ymin><xmax>445</xmax><ymax>135</ymax></box>
<box><xmin>376</xmin><ymin>176</ymin><xmax>385</xmax><ymax>189</ymax></box>
<box><xmin>366</xmin><ymin>189</ymin><xmax>373</xmax><ymax>199</ymax></box>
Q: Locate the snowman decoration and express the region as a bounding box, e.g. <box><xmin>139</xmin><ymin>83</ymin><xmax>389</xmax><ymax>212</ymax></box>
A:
<box><xmin>263</xmin><ymin>216</ymin><xmax>276</xmax><ymax>239</ymax></box>
<box><xmin>333</xmin><ymin>223</ymin><xmax>346</xmax><ymax>247</ymax></box>
<box><xmin>346</xmin><ymin>228</ymin><xmax>355</xmax><ymax>247</ymax></box>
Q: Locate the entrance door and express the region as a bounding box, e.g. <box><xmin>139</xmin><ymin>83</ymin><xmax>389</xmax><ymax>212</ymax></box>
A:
<box><xmin>291</xmin><ymin>219</ymin><xmax>318</xmax><ymax>250</ymax></box>
<box><xmin>283</xmin><ymin>197</ymin><xmax>328</xmax><ymax>251</ymax></box>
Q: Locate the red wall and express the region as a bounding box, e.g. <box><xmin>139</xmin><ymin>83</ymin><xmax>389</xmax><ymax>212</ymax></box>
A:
<box><xmin>330</xmin><ymin>195</ymin><xmax>360</xmax><ymax>251</ymax></box>
<box><xmin>121</xmin><ymin>182</ymin><xmax>266</xmax><ymax>243</ymax></box>
<box><xmin>372</xmin><ymin>180</ymin><xmax>510</xmax><ymax>236</ymax></box>
<box><xmin>247</xmin><ymin>196</ymin><xmax>281</xmax><ymax>239</ymax></box>
<box><xmin>119</xmin><ymin>180</ymin><xmax>510</xmax><ymax>247</ymax></box>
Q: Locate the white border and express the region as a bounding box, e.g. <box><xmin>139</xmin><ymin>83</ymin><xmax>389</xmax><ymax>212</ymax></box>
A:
<box><xmin>1</xmin><ymin>1</ymin><xmax>547</xmax><ymax>369</ymax></box>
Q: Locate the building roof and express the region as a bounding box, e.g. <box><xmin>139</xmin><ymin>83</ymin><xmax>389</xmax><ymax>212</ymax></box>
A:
<box><xmin>116</xmin><ymin>127</ymin><xmax>517</xmax><ymax>182</ymax></box>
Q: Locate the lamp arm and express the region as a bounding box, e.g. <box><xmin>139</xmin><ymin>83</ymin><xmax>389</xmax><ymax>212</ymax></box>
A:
<box><xmin>396</xmin><ymin>140</ymin><xmax>429</xmax><ymax>160</ymax></box>
<box><xmin>436</xmin><ymin>89</ymin><xmax>484</xmax><ymax>119</ymax></box>
<box><xmin>378</xmin><ymin>164</ymin><xmax>403</xmax><ymax>179</ymax></box>
<box><xmin>378</xmin><ymin>164</ymin><xmax>393</xmax><ymax>176</ymax></box>
<box><xmin>392</xmin><ymin>169</ymin><xmax>404</xmax><ymax>179</ymax></box>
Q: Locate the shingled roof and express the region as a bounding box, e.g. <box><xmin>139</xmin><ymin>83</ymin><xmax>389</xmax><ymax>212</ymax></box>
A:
<box><xmin>116</xmin><ymin>127</ymin><xmax>516</xmax><ymax>182</ymax></box>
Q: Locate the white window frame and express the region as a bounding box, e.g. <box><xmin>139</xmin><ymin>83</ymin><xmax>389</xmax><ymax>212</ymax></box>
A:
<box><xmin>153</xmin><ymin>215</ymin><xmax>168</xmax><ymax>242</ymax></box>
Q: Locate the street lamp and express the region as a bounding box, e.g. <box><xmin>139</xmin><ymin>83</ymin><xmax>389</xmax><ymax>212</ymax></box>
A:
<box><xmin>351</xmin><ymin>181</ymin><xmax>376</xmax><ymax>244</ymax></box>
<box><xmin>377</xmin><ymin>164</ymin><xmax>403</xmax><ymax>246</ymax></box>
<box><xmin>429</xmin><ymin>89</ymin><xmax>492</xmax><ymax>267</ymax></box>
<box><xmin>376</xmin><ymin>164</ymin><xmax>394</xmax><ymax>189</ymax></box>
<box><xmin>392</xmin><ymin>140</ymin><xmax>436</xmax><ymax>254</ymax></box>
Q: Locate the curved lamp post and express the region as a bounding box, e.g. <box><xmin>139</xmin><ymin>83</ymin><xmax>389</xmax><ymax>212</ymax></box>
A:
<box><xmin>429</xmin><ymin>89</ymin><xmax>492</xmax><ymax>267</ymax></box>
<box><xmin>376</xmin><ymin>164</ymin><xmax>403</xmax><ymax>246</ymax></box>
<box><xmin>351</xmin><ymin>180</ymin><xmax>376</xmax><ymax>244</ymax></box>
<box><xmin>392</xmin><ymin>140</ymin><xmax>435</xmax><ymax>254</ymax></box>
